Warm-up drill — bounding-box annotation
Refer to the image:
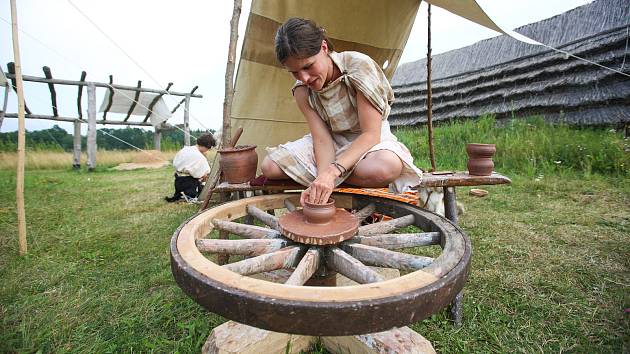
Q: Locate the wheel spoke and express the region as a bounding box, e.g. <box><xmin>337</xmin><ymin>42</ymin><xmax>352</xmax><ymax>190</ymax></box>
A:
<box><xmin>340</xmin><ymin>243</ymin><xmax>433</xmax><ymax>271</ymax></box>
<box><xmin>325</xmin><ymin>247</ymin><xmax>384</xmax><ymax>284</ymax></box>
<box><xmin>223</xmin><ymin>245</ymin><xmax>306</xmax><ymax>276</ymax></box>
<box><xmin>358</xmin><ymin>214</ymin><xmax>415</xmax><ymax>236</ymax></box>
<box><xmin>284</xmin><ymin>199</ymin><xmax>297</xmax><ymax>212</ymax></box>
<box><xmin>246</xmin><ymin>205</ymin><xmax>280</xmax><ymax>230</ymax></box>
<box><xmin>212</xmin><ymin>219</ymin><xmax>281</xmax><ymax>239</ymax></box>
<box><xmin>350</xmin><ymin>232</ymin><xmax>440</xmax><ymax>249</ymax></box>
<box><xmin>285</xmin><ymin>247</ymin><xmax>321</xmax><ymax>286</ymax></box>
<box><xmin>353</xmin><ymin>203</ymin><xmax>375</xmax><ymax>222</ymax></box>
<box><xmin>197</xmin><ymin>238</ymin><xmax>292</xmax><ymax>256</ymax></box>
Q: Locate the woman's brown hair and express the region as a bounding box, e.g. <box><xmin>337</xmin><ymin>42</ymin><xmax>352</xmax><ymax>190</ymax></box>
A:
<box><xmin>275</xmin><ymin>18</ymin><xmax>334</xmax><ymax>64</ymax></box>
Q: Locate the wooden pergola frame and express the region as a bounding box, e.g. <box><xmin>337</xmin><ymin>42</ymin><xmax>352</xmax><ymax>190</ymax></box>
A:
<box><xmin>1</xmin><ymin>62</ymin><xmax>203</xmax><ymax>169</ymax></box>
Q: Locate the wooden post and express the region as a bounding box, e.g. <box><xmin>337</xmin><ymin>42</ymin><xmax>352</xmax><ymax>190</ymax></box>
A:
<box><xmin>10</xmin><ymin>0</ymin><xmax>27</xmax><ymax>255</ymax></box>
<box><xmin>426</xmin><ymin>4</ymin><xmax>437</xmax><ymax>172</ymax></box>
<box><xmin>87</xmin><ymin>82</ymin><xmax>97</xmax><ymax>171</ymax></box>
<box><xmin>183</xmin><ymin>94</ymin><xmax>190</xmax><ymax>146</ymax></box>
<box><xmin>0</xmin><ymin>82</ymin><xmax>8</xmax><ymax>130</ymax></box>
<box><xmin>153</xmin><ymin>127</ymin><xmax>161</xmax><ymax>151</ymax></box>
<box><xmin>72</xmin><ymin>120</ymin><xmax>81</xmax><ymax>169</ymax></box>
<box><xmin>222</xmin><ymin>0</ymin><xmax>242</xmax><ymax>147</ymax></box>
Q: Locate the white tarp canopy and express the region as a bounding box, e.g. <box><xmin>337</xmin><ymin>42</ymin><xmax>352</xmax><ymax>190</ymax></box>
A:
<box><xmin>99</xmin><ymin>89</ymin><xmax>171</xmax><ymax>127</ymax></box>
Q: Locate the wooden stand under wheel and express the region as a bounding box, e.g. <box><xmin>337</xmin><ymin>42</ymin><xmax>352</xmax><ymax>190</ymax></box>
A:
<box><xmin>171</xmin><ymin>192</ymin><xmax>472</xmax><ymax>353</ymax></box>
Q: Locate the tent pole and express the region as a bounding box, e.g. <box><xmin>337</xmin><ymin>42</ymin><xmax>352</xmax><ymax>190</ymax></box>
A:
<box><xmin>426</xmin><ymin>4</ymin><xmax>436</xmax><ymax>172</ymax></box>
<box><xmin>221</xmin><ymin>0</ymin><xmax>242</xmax><ymax>147</ymax></box>
<box><xmin>10</xmin><ymin>0</ymin><xmax>27</xmax><ymax>255</ymax></box>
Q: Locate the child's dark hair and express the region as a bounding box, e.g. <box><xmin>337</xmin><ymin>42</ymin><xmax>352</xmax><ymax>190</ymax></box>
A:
<box><xmin>275</xmin><ymin>18</ymin><xmax>334</xmax><ymax>64</ymax></box>
<box><xmin>196</xmin><ymin>133</ymin><xmax>216</xmax><ymax>149</ymax></box>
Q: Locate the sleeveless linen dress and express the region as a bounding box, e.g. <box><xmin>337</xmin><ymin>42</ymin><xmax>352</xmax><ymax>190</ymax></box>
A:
<box><xmin>266</xmin><ymin>51</ymin><xmax>423</xmax><ymax>193</ymax></box>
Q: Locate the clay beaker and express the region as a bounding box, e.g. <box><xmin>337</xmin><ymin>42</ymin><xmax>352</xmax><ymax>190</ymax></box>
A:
<box><xmin>466</xmin><ymin>143</ymin><xmax>496</xmax><ymax>176</ymax></box>
<box><xmin>218</xmin><ymin>145</ymin><xmax>258</xmax><ymax>184</ymax></box>
<box><xmin>303</xmin><ymin>198</ymin><xmax>336</xmax><ymax>225</ymax></box>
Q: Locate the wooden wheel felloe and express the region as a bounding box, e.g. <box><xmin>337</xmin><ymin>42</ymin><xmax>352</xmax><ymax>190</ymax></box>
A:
<box><xmin>170</xmin><ymin>192</ymin><xmax>471</xmax><ymax>336</ymax></box>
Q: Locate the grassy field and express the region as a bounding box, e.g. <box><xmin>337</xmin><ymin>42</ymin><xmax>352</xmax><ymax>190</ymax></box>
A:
<box><xmin>0</xmin><ymin>119</ymin><xmax>628</xmax><ymax>352</ymax></box>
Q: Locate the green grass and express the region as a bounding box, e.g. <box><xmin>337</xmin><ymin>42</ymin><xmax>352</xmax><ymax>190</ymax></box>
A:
<box><xmin>395</xmin><ymin>116</ymin><xmax>629</xmax><ymax>177</ymax></box>
<box><xmin>1</xmin><ymin>119</ymin><xmax>629</xmax><ymax>352</ymax></box>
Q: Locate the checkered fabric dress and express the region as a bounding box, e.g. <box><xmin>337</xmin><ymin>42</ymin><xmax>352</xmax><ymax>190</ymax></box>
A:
<box><xmin>267</xmin><ymin>51</ymin><xmax>423</xmax><ymax>193</ymax></box>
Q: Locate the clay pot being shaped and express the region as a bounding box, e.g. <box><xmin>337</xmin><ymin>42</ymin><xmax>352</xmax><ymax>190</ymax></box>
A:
<box><xmin>218</xmin><ymin>145</ymin><xmax>258</xmax><ymax>184</ymax></box>
<box><xmin>302</xmin><ymin>198</ymin><xmax>336</xmax><ymax>225</ymax></box>
<box><xmin>466</xmin><ymin>143</ymin><xmax>496</xmax><ymax>176</ymax></box>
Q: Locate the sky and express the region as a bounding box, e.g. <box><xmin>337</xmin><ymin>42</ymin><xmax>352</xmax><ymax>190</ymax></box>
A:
<box><xmin>0</xmin><ymin>0</ymin><xmax>593</xmax><ymax>135</ymax></box>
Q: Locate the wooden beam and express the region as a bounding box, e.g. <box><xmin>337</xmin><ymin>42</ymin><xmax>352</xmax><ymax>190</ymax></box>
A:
<box><xmin>358</xmin><ymin>214</ymin><xmax>415</xmax><ymax>236</ymax></box>
<box><xmin>196</xmin><ymin>238</ymin><xmax>291</xmax><ymax>256</ymax></box>
<box><xmin>124</xmin><ymin>80</ymin><xmax>141</xmax><ymax>121</ymax></box>
<box><xmin>444</xmin><ymin>187</ymin><xmax>457</xmax><ymax>223</ymax></box>
<box><xmin>4</xmin><ymin>73</ymin><xmax>202</xmax><ymax>97</ymax></box>
<box><xmin>285</xmin><ymin>247</ymin><xmax>321</xmax><ymax>286</ymax></box>
<box><xmin>42</xmin><ymin>66</ymin><xmax>58</xmax><ymax>117</ymax></box>
<box><xmin>426</xmin><ymin>3</ymin><xmax>436</xmax><ymax>171</ymax></box>
<box><xmin>246</xmin><ymin>205</ymin><xmax>280</xmax><ymax>230</ymax></box>
<box><xmin>103</xmin><ymin>75</ymin><xmax>113</xmax><ymax>120</ymax></box>
<box><xmin>143</xmin><ymin>82</ymin><xmax>172</xmax><ymax>122</ymax></box>
<box><xmin>86</xmin><ymin>82</ymin><xmax>97</xmax><ymax>171</ymax></box>
<box><xmin>326</xmin><ymin>247</ymin><xmax>384</xmax><ymax>284</ymax></box>
<box><xmin>223</xmin><ymin>245</ymin><xmax>305</xmax><ymax>276</ymax></box>
<box><xmin>10</xmin><ymin>0</ymin><xmax>27</xmax><ymax>255</ymax></box>
<box><xmin>340</xmin><ymin>243</ymin><xmax>433</xmax><ymax>272</ymax></box>
<box><xmin>77</xmin><ymin>71</ymin><xmax>86</xmax><ymax>118</ymax></box>
<box><xmin>350</xmin><ymin>232</ymin><xmax>440</xmax><ymax>249</ymax></box>
<box><xmin>212</xmin><ymin>219</ymin><xmax>282</xmax><ymax>239</ymax></box>
<box><xmin>6</xmin><ymin>62</ymin><xmax>31</xmax><ymax>114</ymax></box>
<box><xmin>3</xmin><ymin>113</ymin><xmax>154</xmax><ymax>126</ymax></box>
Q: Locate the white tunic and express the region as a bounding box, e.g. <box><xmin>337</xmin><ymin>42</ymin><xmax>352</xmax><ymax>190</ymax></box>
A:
<box><xmin>172</xmin><ymin>146</ymin><xmax>210</xmax><ymax>179</ymax></box>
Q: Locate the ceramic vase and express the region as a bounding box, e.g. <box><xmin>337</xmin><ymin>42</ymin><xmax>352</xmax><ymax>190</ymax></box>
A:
<box><xmin>466</xmin><ymin>143</ymin><xmax>496</xmax><ymax>176</ymax></box>
<box><xmin>302</xmin><ymin>198</ymin><xmax>336</xmax><ymax>224</ymax></box>
<box><xmin>218</xmin><ymin>145</ymin><xmax>258</xmax><ymax>184</ymax></box>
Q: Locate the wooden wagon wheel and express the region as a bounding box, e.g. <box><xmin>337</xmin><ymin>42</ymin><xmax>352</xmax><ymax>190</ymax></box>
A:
<box><xmin>171</xmin><ymin>192</ymin><xmax>471</xmax><ymax>336</ymax></box>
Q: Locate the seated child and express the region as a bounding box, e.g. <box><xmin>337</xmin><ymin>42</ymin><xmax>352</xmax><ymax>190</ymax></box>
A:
<box><xmin>165</xmin><ymin>133</ymin><xmax>216</xmax><ymax>202</ymax></box>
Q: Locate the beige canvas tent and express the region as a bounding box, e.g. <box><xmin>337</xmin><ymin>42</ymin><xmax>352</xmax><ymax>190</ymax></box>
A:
<box><xmin>230</xmin><ymin>0</ymin><xmax>525</xmax><ymax>166</ymax></box>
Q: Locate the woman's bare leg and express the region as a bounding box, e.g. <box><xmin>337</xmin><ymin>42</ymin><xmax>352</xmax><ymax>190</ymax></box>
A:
<box><xmin>261</xmin><ymin>156</ymin><xmax>290</xmax><ymax>179</ymax></box>
<box><xmin>344</xmin><ymin>150</ymin><xmax>403</xmax><ymax>187</ymax></box>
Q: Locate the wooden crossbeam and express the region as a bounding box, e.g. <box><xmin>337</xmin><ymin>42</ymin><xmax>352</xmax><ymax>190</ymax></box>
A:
<box><xmin>143</xmin><ymin>82</ymin><xmax>172</xmax><ymax>122</ymax></box>
<box><xmin>42</xmin><ymin>66</ymin><xmax>58</xmax><ymax>117</ymax></box>
<box><xmin>285</xmin><ymin>247</ymin><xmax>321</xmax><ymax>286</ymax></box>
<box><xmin>353</xmin><ymin>203</ymin><xmax>375</xmax><ymax>222</ymax></box>
<box><xmin>196</xmin><ymin>238</ymin><xmax>291</xmax><ymax>256</ymax></box>
<box><xmin>124</xmin><ymin>80</ymin><xmax>142</xmax><ymax>121</ymax></box>
<box><xmin>77</xmin><ymin>71</ymin><xmax>86</xmax><ymax>118</ymax></box>
<box><xmin>350</xmin><ymin>232</ymin><xmax>441</xmax><ymax>249</ymax></box>
<box><xmin>246</xmin><ymin>204</ymin><xmax>280</xmax><ymax>230</ymax></box>
<box><xmin>212</xmin><ymin>219</ymin><xmax>282</xmax><ymax>239</ymax></box>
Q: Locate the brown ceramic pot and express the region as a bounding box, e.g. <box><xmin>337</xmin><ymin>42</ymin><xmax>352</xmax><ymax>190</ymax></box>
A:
<box><xmin>218</xmin><ymin>145</ymin><xmax>258</xmax><ymax>184</ymax></box>
<box><xmin>302</xmin><ymin>198</ymin><xmax>336</xmax><ymax>225</ymax></box>
<box><xmin>466</xmin><ymin>143</ymin><xmax>496</xmax><ymax>176</ymax></box>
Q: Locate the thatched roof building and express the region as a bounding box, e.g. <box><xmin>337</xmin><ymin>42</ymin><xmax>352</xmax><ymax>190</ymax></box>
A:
<box><xmin>389</xmin><ymin>0</ymin><xmax>630</xmax><ymax>126</ymax></box>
